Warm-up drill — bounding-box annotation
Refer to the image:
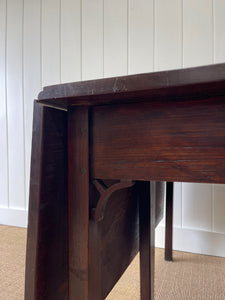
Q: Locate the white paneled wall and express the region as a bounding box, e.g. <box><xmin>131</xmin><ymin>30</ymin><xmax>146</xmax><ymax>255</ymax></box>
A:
<box><xmin>104</xmin><ymin>0</ymin><xmax>128</xmax><ymax>77</ymax></box>
<box><xmin>82</xmin><ymin>0</ymin><xmax>103</xmax><ymax>80</ymax></box>
<box><xmin>183</xmin><ymin>0</ymin><xmax>213</xmax><ymax>67</ymax></box>
<box><xmin>0</xmin><ymin>0</ymin><xmax>8</xmax><ymax>209</ymax></box>
<box><xmin>42</xmin><ymin>0</ymin><xmax>61</xmax><ymax>86</ymax></box>
<box><xmin>214</xmin><ymin>0</ymin><xmax>225</xmax><ymax>63</ymax></box>
<box><xmin>0</xmin><ymin>0</ymin><xmax>225</xmax><ymax>256</ymax></box>
<box><xmin>7</xmin><ymin>0</ymin><xmax>25</xmax><ymax>210</ymax></box>
<box><xmin>155</xmin><ymin>0</ymin><xmax>182</xmax><ymax>71</ymax></box>
<box><xmin>128</xmin><ymin>0</ymin><xmax>154</xmax><ymax>73</ymax></box>
<box><xmin>24</xmin><ymin>0</ymin><xmax>41</xmax><ymax>208</ymax></box>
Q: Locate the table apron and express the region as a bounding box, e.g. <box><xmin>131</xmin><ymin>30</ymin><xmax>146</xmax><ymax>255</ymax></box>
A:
<box><xmin>92</xmin><ymin>97</ymin><xmax>225</xmax><ymax>184</ymax></box>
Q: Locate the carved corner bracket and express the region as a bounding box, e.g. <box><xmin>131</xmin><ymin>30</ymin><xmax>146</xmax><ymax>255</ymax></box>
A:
<box><xmin>92</xmin><ymin>179</ymin><xmax>135</xmax><ymax>222</ymax></box>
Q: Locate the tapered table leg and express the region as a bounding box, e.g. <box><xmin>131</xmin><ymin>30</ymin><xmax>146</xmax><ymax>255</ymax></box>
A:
<box><xmin>25</xmin><ymin>102</ymin><xmax>68</xmax><ymax>300</ymax></box>
<box><xmin>165</xmin><ymin>182</ymin><xmax>174</xmax><ymax>261</ymax></box>
<box><xmin>138</xmin><ymin>181</ymin><xmax>155</xmax><ymax>300</ymax></box>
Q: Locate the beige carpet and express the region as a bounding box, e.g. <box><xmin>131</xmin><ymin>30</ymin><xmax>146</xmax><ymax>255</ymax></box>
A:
<box><xmin>1</xmin><ymin>225</ymin><xmax>225</xmax><ymax>300</ymax></box>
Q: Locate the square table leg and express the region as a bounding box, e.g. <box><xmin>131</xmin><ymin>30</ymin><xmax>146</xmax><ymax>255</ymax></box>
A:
<box><xmin>138</xmin><ymin>181</ymin><xmax>155</xmax><ymax>300</ymax></box>
<box><xmin>165</xmin><ymin>182</ymin><xmax>174</xmax><ymax>261</ymax></box>
<box><xmin>67</xmin><ymin>106</ymin><xmax>90</xmax><ymax>300</ymax></box>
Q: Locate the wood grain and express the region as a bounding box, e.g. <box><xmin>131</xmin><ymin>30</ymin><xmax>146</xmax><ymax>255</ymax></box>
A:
<box><xmin>68</xmin><ymin>106</ymin><xmax>90</xmax><ymax>300</ymax></box>
<box><xmin>138</xmin><ymin>181</ymin><xmax>155</xmax><ymax>300</ymax></box>
<box><xmin>89</xmin><ymin>182</ymin><xmax>139</xmax><ymax>299</ymax></box>
<box><xmin>25</xmin><ymin>102</ymin><xmax>68</xmax><ymax>300</ymax></box>
<box><xmin>37</xmin><ymin>63</ymin><xmax>225</xmax><ymax>110</ymax></box>
<box><xmin>92</xmin><ymin>97</ymin><xmax>225</xmax><ymax>183</ymax></box>
<box><xmin>28</xmin><ymin>63</ymin><xmax>225</xmax><ymax>300</ymax></box>
<box><xmin>88</xmin><ymin>179</ymin><xmax>165</xmax><ymax>299</ymax></box>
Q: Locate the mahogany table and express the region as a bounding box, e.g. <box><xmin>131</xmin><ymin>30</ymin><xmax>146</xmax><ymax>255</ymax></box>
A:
<box><xmin>25</xmin><ymin>63</ymin><xmax>225</xmax><ymax>300</ymax></box>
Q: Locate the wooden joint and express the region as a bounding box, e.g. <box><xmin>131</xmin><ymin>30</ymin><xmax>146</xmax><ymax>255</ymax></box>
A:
<box><xmin>92</xmin><ymin>179</ymin><xmax>135</xmax><ymax>222</ymax></box>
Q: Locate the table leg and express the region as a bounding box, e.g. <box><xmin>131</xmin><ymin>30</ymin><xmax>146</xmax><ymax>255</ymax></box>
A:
<box><xmin>89</xmin><ymin>220</ymin><xmax>103</xmax><ymax>300</ymax></box>
<box><xmin>138</xmin><ymin>181</ymin><xmax>155</xmax><ymax>300</ymax></box>
<box><xmin>165</xmin><ymin>182</ymin><xmax>174</xmax><ymax>261</ymax></box>
<box><xmin>25</xmin><ymin>102</ymin><xmax>68</xmax><ymax>300</ymax></box>
<box><xmin>68</xmin><ymin>106</ymin><xmax>90</xmax><ymax>300</ymax></box>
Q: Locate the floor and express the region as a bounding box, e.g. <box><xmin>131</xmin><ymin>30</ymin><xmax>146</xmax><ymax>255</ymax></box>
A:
<box><xmin>1</xmin><ymin>225</ymin><xmax>225</xmax><ymax>299</ymax></box>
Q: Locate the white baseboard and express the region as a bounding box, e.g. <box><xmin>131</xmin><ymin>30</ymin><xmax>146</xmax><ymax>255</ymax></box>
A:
<box><xmin>156</xmin><ymin>225</ymin><xmax>225</xmax><ymax>258</ymax></box>
<box><xmin>0</xmin><ymin>207</ymin><xmax>28</xmax><ymax>228</ymax></box>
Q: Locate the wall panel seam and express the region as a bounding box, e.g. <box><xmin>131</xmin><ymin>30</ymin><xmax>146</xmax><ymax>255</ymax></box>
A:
<box><xmin>40</xmin><ymin>0</ymin><xmax>42</xmax><ymax>88</ymax></box>
<box><xmin>127</xmin><ymin>0</ymin><xmax>129</xmax><ymax>75</ymax></box>
<box><xmin>4</xmin><ymin>0</ymin><xmax>9</xmax><ymax>208</ymax></box>
<box><xmin>153</xmin><ymin>0</ymin><xmax>155</xmax><ymax>71</ymax></box>
<box><xmin>102</xmin><ymin>0</ymin><xmax>105</xmax><ymax>78</ymax></box>
<box><xmin>59</xmin><ymin>0</ymin><xmax>62</xmax><ymax>83</ymax></box>
<box><xmin>41</xmin><ymin>0</ymin><xmax>43</xmax><ymax>88</ymax></box>
<box><xmin>80</xmin><ymin>0</ymin><xmax>83</xmax><ymax>80</ymax></box>
<box><xmin>22</xmin><ymin>0</ymin><xmax>26</xmax><ymax>209</ymax></box>
<box><xmin>181</xmin><ymin>0</ymin><xmax>184</xmax><ymax>67</ymax></box>
<box><xmin>212</xmin><ymin>0</ymin><xmax>215</xmax><ymax>63</ymax></box>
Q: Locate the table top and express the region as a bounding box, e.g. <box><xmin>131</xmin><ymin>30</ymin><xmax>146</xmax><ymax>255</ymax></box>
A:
<box><xmin>38</xmin><ymin>63</ymin><xmax>225</xmax><ymax>110</ymax></box>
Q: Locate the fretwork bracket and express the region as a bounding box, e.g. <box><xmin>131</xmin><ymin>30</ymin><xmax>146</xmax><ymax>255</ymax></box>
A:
<box><xmin>92</xmin><ymin>179</ymin><xmax>135</xmax><ymax>222</ymax></box>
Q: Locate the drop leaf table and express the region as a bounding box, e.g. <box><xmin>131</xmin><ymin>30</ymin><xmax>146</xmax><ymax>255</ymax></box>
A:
<box><xmin>25</xmin><ymin>63</ymin><xmax>225</xmax><ymax>300</ymax></box>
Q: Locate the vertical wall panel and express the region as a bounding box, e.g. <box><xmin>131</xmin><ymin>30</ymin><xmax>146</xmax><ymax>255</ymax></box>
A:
<box><xmin>82</xmin><ymin>0</ymin><xmax>103</xmax><ymax>80</ymax></box>
<box><xmin>128</xmin><ymin>0</ymin><xmax>154</xmax><ymax>74</ymax></box>
<box><xmin>155</xmin><ymin>0</ymin><xmax>182</xmax><ymax>71</ymax></box>
<box><xmin>182</xmin><ymin>183</ymin><xmax>212</xmax><ymax>231</ymax></box>
<box><xmin>6</xmin><ymin>0</ymin><xmax>25</xmax><ymax>208</ymax></box>
<box><xmin>183</xmin><ymin>0</ymin><xmax>213</xmax><ymax>67</ymax></box>
<box><xmin>104</xmin><ymin>0</ymin><xmax>128</xmax><ymax>77</ymax></box>
<box><xmin>214</xmin><ymin>0</ymin><xmax>225</xmax><ymax>63</ymax></box>
<box><xmin>42</xmin><ymin>0</ymin><xmax>60</xmax><ymax>86</ymax></box>
<box><xmin>0</xmin><ymin>0</ymin><xmax>8</xmax><ymax>208</ymax></box>
<box><xmin>213</xmin><ymin>185</ymin><xmax>225</xmax><ymax>234</ymax></box>
<box><xmin>23</xmin><ymin>0</ymin><xmax>41</xmax><ymax>208</ymax></box>
<box><xmin>61</xmin><ymin>0</ymin><xmax>81</xmax><ymax>83</ymax></box>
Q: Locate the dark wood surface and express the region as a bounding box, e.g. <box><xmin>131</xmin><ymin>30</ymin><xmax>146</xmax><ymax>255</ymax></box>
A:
<box><xmin>97</xmin><ymin>183</ymin><xmax>139</xmax><ymax>299</ymax></box>
<box><xmin>92</xmin><ymin>97</ymin><xmax>225</xmax><ymax>183</ymax></box>
<box><xmin>26</xmin><ymin>63</ymin><xmax>225</xmax><ymax>300</ymax></box>
<box><xmin>88</xmin><ymin>179</ymin><xmax>164</xmax><ymax>299</ymax></box>
<box><xmin>67</xmin><ymin>107</ymin><xmax>90</xmax><ymax>299</ymax></box>
<box><xmin>25</xmin><ymin>102</ymin><xmax>68</xmax><ymax>300</ymax></box>
<box><xmin>88</xmin><ymin>219</ymin><xmax>102</xmax><ymax>299</ymax></box>
<box><xmin>138</xmin><ymin>181</ymin><xmax>155</xmax><ymax>300</ymax></box>
<box><xmin>165</xmin><ymin>182</ymin><xmax>174</xmax><ymax>261</ymax></box>
<box><xmin>38</xmin><ymin>63</ymin><xmax>225</xmax><ymax>110</ymax></box>
<box><xmin>25</xmin><ymin>106</ymin><xmax>165</xmax><ymax>300</ymax></box>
